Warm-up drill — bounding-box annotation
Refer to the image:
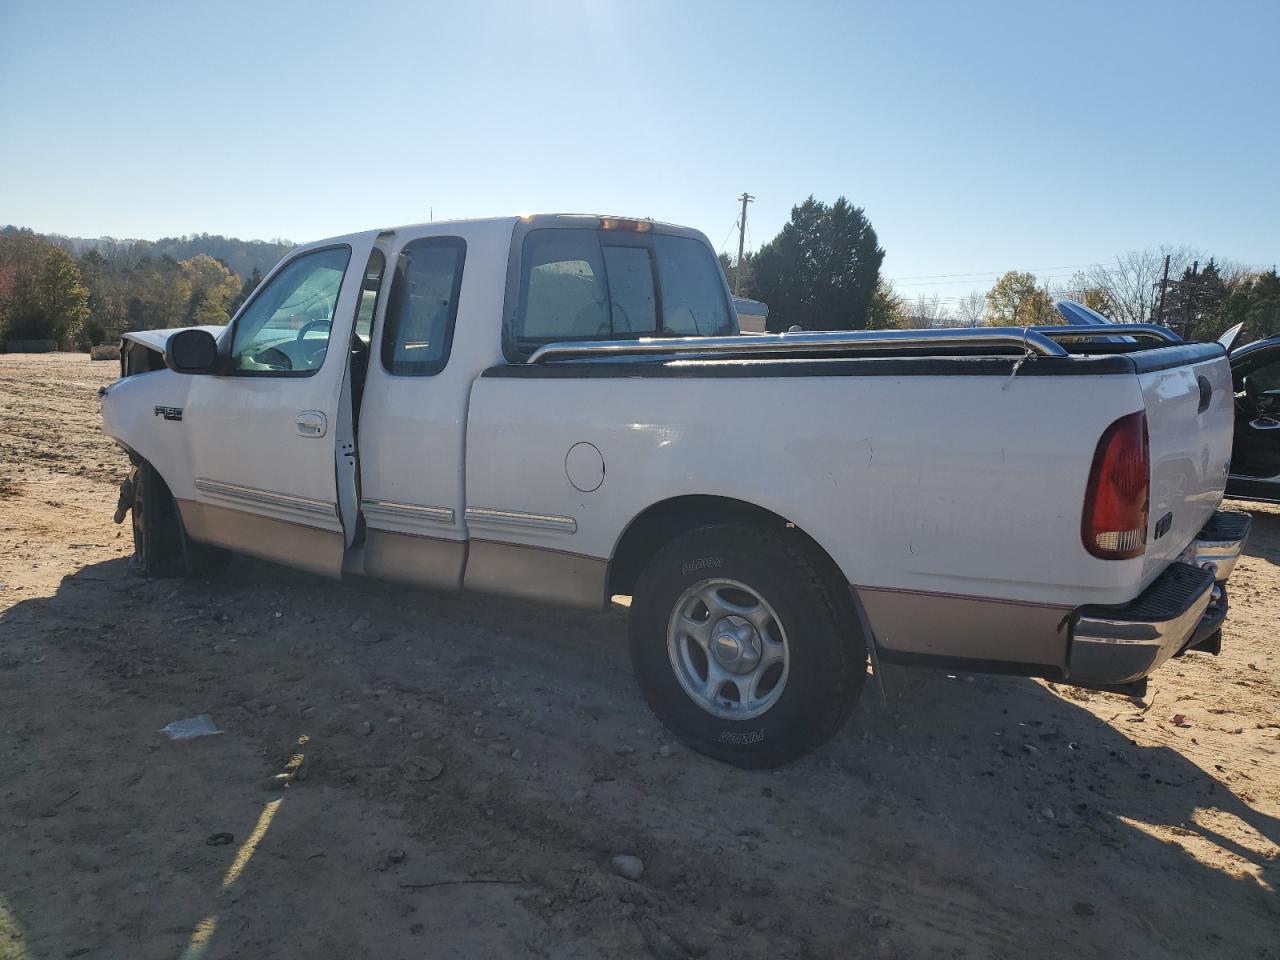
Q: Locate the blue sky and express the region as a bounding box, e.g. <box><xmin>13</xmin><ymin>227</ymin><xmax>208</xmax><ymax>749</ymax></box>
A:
<box><xmin>1</xmin><ymin>0</ymin><xmax>1276</xmax><ymax>299</ymax></box>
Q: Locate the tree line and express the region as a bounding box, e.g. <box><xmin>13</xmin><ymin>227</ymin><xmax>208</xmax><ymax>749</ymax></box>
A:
<box><xmin>723</xmin><ymin>201</ymin><xmax>1278</xmax><ymax>344</ymax></box>
<box><xmin>2</xmin><ymin>209</ymin><xmax>1275</xmax><ymax>351</ymax></box>
<box><xmin>948</xmin><ymin>253</ymin><xmax>1278</xmax><ymax>344</ymax></box>
<box><xmin>0</xmin><ymin>226</ymin><xmax>282</xmax><ymax>348</ymax></box>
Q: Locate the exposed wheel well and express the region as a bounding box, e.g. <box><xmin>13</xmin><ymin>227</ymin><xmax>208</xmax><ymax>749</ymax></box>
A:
<box><xmin>606</xmin><ymin>495</ymin><xmax>848</xmax><ymax>600</ymax></box>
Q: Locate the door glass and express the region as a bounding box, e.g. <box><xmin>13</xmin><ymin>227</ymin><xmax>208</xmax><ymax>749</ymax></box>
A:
<box><xmin>1246</xmin><ymin>357</ymin><xmax>1280</xmax><ymax>396</ymax></box>
<box><xmin>380</xmin><ymin>238</ymin><xmax>467</xmax><ymax>376</ymax></box>
<box><xmin>354</xmin><ymin>248</ymin><xmax>386</xmax><ymax>346</ymax></box>
<box><xmin>230</xmin><ymin>246</ymin><xmax>352</xmax><ymax>375</ymax></box>
<box><xmin>1236</xmin><ymin>354</ymin><xmax>1280</xmax><ymax>476</ymax></box>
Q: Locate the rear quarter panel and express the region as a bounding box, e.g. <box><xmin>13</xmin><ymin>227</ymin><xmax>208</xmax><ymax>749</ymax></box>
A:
<box><xmin>465</xmin><ymin>367</ymin><xmax>1151</xmax><ymax>620</ymax></box>
<box><xmin>1137</xmin><ymin>353</ymin><xmax>1233</xmax><ymax>586</ymax></box>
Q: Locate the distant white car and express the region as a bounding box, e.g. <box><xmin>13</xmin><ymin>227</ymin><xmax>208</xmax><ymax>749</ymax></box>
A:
<box><xmin>100</xmin><ymin>214</ymin><xmax>1248</xmax><ymax>767</ymax></box>
<box><xmin>733</xmin><ymin>296</ymin><xmax>769</xmax><ymax>333</ymax></box>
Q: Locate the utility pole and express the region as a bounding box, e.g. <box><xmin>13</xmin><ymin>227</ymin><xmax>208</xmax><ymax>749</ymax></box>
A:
<box><xmin>1154</xmin><ymin>254</ymin><xmax>1170</xmax><ymax>326</ymax></box>
<box><xmin>1182</xmin><ymin>260</ymin><xmax>1199</xmax><ymax>339</ymax></box>
<box><xmin>734</xmin><ymin>192</ymin><xmax>754</xmax><ymax>296</ymax></box>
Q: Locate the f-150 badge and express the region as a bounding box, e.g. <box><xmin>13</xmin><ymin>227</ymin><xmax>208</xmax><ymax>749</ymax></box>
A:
<box><xmin>154</xmin><ymin>405</ymin><xmax>183</xmax><ymax>422</ymax></box>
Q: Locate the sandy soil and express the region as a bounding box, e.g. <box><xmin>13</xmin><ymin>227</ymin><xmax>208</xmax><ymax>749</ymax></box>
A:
<box><xmin>0</xmin><ymin>352</ymin><xmax>1277</xmax><ymax>960</ymax></box>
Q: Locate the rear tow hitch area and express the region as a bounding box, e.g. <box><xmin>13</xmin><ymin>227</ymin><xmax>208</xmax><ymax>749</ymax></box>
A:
<box><xmin>1179</xmin><ymin>509</ymin><xmax>1250</xmax><ymax>658</ymax></box>
<box><xmin>1180</xmin><ymin>582</ymin><xmax>1227</xmax><ymax>657</ymax></box>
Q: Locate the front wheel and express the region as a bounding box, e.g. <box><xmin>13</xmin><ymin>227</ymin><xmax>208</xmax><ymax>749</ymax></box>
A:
<box><xmin>127</xmin><ymin>461</ymin><xmax>230</xmax><ymax>578</ymax></box>
<box><xmin>629</xmin><ymin>523</ymin><xmax>866</xmax><ymax>768</ymax></box>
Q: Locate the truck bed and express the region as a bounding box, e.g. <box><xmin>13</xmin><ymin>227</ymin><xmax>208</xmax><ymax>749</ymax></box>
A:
<box><xmin>469</xmin><ymin>326</ymin><xmax>1232</xmax><ymax>671</ymax></box>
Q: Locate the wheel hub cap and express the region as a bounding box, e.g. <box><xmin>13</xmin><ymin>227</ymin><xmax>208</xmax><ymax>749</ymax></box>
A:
<box><xmin>665</xmin><ymin>579</ymin><xmax>791</xmax><ymax>721</ymax></box>
<box><xmin>712</xmin><ymin>617</ymin><xmax>761</xmax><ymax>674</ymax></box>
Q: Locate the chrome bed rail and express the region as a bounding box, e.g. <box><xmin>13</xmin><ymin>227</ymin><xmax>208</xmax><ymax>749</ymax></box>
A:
<box><xmin>1031</xmin><ymin>324</ymin><xmax>1182</xmax><ymax>344</ymax></box>
<box><xmin>528</xmin><ymin>327</ymin><xmax>1072</xmax><ymax>364</ymax></box>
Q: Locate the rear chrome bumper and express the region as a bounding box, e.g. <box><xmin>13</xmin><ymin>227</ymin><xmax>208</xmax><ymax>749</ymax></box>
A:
<box><xmin>1068</xmin><ymin>562</ymin><xmax>1214</xmax><ymax>685</ymax></box>
<box><xmin>1066</xmin><ymin>509</ymin><xmax>1250</xmax><ymax>686</ymax></box>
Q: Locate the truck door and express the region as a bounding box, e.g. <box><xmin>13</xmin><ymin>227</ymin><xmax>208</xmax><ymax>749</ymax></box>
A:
<box><xmin>179</xmin><ymin>233</ymin><xmax>379</xmax><ymax>576</ymax></box>
<box><xmin>354</xmin><ymin>230</ymin><xmax>477</xmax><ymax>590</ymax></box>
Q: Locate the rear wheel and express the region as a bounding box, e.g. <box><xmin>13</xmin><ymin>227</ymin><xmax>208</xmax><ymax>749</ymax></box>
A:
<box><xmin>629</xmin><ymin>523</ymin><xmax>865</xmax><ymax>768</ymax></box>
<box><xmin>128</xmin><ymin>461</ymin><xmax>230</xmax><ymax>578</ymax></box>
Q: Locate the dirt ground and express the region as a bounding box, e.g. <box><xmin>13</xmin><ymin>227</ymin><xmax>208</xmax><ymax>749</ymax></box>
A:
<box><xmin>0</xmin><ymin>352</ymin><xmax>1277</xmax><ymax>960</ymax></box>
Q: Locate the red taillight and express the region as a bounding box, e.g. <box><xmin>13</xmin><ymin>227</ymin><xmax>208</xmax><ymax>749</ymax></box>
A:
<box><xmin>1082</xmin><ymin>411</ymin><xmax>1150</xmax><ymax>560</ymax></box>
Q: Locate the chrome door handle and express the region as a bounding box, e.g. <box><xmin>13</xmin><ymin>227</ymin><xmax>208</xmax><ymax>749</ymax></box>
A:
<box><xmin>1249</xmin><ymin>417</ymin><xmax>1280</xmax><ymax>431</ymax></box>
<box><xmin>296</xmin><ymin>411</ymin><xmax>328</xmax><ymax>438</ymax></box>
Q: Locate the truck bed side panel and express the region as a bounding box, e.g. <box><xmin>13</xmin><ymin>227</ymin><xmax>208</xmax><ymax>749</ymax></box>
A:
<box><xmin>465</xmin><ymin>366</ymin><xmax>1147</xmax><ymax>666</ymax></box>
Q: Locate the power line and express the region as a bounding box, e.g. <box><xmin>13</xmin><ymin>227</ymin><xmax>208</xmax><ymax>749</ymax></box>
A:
<box><xmin>721</xmin><ymin>217</ymin><xmax>742</xmax><ymax>256</ymax></box>
<box><xmin>887</xmin><ymin>263</ymin><xmax>1104</xmax><ymax>282</ymax></box>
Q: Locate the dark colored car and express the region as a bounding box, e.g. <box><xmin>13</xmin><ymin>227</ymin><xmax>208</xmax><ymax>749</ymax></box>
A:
<box><xmin>1223</xmin><ymin>324</ymin><xmax>1280</xmax><ymax>503</ymax></box>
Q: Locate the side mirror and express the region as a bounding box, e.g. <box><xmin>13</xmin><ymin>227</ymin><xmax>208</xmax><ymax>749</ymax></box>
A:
<box><xmin>164</xmin><ymin>328</ymin><xmax>219</xmax><ymax>374</ymax></box>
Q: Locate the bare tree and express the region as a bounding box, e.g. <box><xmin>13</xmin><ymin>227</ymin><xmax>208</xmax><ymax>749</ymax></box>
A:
<box><xmin>1085</xmin><ymin>247</ymin><xmax>1197</xmax><ymax>325</ymax></box>
<box><xmin>955</xmin><ymin>290</ymin><xmax>986</xmax><ymax>327</ymax></box>
<box><xmin>1052</xmin><ymin>273</ymin><xmax>1118</xmax><ymax>317</ymax></box>
<box><xmin>911</xmin><ymin>292</ymin><xmax>951</xmax><ymax>327</ymax></box>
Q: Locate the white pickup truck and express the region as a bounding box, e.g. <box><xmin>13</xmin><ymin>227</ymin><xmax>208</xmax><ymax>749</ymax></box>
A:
<box><xmin>100</xmin><ymin>214</ymin><xmax>1250</xmax><ymax>767</ymax></box>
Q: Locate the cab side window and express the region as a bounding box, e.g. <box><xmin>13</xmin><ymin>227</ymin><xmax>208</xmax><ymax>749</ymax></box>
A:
<box><xmin>230</xmin><ymin>246</ymin><xmax>351</xmax><ymax>376</ymax></box>
<box><xmin>380</xmin><ymin>237</ymin><xmax>467</xmax><ymax>377</ymax></box>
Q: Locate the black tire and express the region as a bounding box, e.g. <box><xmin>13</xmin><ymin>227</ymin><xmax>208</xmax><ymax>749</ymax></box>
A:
<box><xmin>129</xmin><ymin>461</ymin><xmax>231</xmax><ymax>578</ymax></box>
<box><xmin>628</xmin><ymin>523</ymin><xmax>866</xmax><ymax>768</ymax></box>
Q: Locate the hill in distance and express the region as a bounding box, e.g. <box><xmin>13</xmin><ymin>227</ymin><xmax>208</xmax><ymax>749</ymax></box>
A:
<box><xmin>2</xmin><ymin>226</ymin><xmax>296</xmax><ymax>281</ymax></box>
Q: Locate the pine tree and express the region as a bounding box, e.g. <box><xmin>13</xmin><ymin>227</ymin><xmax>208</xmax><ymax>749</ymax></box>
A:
<box><xmin>750</xmin><ymin>196</ymin><xmax>885</xmax><ymax>331</ymax></box>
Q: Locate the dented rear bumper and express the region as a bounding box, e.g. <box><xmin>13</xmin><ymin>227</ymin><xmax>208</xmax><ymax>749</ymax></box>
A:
<box><xmin>1065</xmin><ymin>509</ymin><xmax>1250</xmax><ymax>686</ymax></box>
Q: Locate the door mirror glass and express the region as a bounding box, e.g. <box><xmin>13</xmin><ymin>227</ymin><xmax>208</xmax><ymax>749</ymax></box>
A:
<box><xmin>164</xmin><ymin>328</ymin><xmax>219</xmax><ymax>374</ymax></box>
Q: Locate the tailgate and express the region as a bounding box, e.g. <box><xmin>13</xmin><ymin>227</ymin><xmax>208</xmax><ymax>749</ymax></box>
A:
<box><xmin>1136</xmin><ymin>345</ymin><xmax>1234</xmax><ymax>584</ymax></box>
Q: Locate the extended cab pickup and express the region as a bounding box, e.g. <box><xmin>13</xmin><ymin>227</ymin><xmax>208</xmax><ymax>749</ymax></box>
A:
<box><xmin>100</xmin><ymin>214</ymin><xmax>1250</xmax><ymax>767</ymax></box>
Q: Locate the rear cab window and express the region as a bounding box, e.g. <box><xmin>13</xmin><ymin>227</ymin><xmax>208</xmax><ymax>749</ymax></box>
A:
<box><xmin>509</xmin><ymin>222</ymin><xmax>732</xmax><ymax>359</ymax></box>
<box><xmin>653</xmin><ymin>235</ymin><xmax>733</xmax><ymax>337</ymax></box>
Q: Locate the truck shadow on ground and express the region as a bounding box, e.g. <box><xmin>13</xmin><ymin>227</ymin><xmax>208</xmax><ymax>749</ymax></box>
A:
<box><xmin>0</xmin><ymin>541</ymin><xmax>1276</xmax><ymax>959</ymax></box>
